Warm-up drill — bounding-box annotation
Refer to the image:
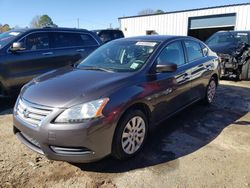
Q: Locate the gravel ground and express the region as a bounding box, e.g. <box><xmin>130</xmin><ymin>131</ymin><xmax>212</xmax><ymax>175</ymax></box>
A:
<box><xmin>0</xmin><ymin>80</ymin><xmax>250</xmax><ymax>188</ymax></box>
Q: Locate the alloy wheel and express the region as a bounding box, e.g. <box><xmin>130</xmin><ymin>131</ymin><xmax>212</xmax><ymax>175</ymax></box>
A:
<box><xmin>207</xmin><ymin>80</ymin><xmax>216</xmax><ymax>103</ymax></box>
<box><xmin>121</xmin><ymin>116</ymin><xmax>146</xmax><ymax>154</ymax></box>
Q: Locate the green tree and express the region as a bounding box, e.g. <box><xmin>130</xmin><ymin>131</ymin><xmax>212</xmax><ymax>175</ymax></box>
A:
<box><xmin>38</xmin><ymin>15</ymin><xmax>55</xmax><ymax>27</ymax></box>
<box><xmin>0</xmin><ymin>24</ymin><xmax>10</xmax><ymax>32</ymax></box>
<box><xmin>138</xmin><ymin>9</ymin><xmax>165</xmax><ymax>15</ymax></box>
<box><xmin>138</xmin><ymin>9</ymin><xmax>155</xmax><ymax>15</ymax></box>
<box><xmin>30</xmin><ymin>15</ymin><xmax>57</xmax><ymax>28</ymax></box>
<box><xmin>155</xmin><ymin>9</ymin><xmax>165</xmax><ymax>14</ymax></box>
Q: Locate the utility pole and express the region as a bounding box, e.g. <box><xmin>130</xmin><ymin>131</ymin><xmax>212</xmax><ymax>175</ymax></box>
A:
<box><xmin>77</xmin><ymin>18</ymin><xmax>79</xmax><ymax>28</ymax></box>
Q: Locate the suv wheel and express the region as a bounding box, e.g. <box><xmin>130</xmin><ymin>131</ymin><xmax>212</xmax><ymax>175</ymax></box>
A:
<box><xmin>241</xmin><ymin>60</ymin><xmax>250</xmax><ymax>80</ymax></box>
<box><xmin>112</xmin><ymin>110</ymin><xmax>148</xmax><ymax>160</ymax></box>
<box><xmin>203</xmin><ymin>77</ymin><xmax>217</xmax><ymax>105</ymax></box>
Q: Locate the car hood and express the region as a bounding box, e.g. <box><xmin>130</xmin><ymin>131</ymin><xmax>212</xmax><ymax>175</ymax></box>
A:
<box><xmin>208</xmin><ymin>43</ymin><xmax>236</xmax><ymax>55</ymax></box>
<box><xmin>21</xmin><ymin>66</ymin><xmax>134</xmax><ymax>108</ymax></box>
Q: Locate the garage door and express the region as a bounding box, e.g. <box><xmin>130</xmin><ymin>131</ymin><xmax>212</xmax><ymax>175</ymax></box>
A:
<box><xmin>189</xmin><ymin>13</ymin><xmax>236</xmax><ymax>29</ymax></box>
<box><xmin>188</xmin><ymin>13</ymin><xmax>236</xmax><ymax>41</ymax></box>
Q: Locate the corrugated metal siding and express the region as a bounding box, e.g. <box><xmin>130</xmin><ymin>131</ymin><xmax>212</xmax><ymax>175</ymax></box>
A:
<box><xmin>120</xmin><ymin>4</ymin><xmax>250</xmax><ymax>37</ymax></box>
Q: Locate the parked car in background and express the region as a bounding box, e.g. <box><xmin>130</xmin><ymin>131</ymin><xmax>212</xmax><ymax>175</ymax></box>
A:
<box><xmin>0</xmin><ymin>28</ymin><xmax>102</xmax><ymax>97</ymax></box>
<box><xmin>92</xmin><ymin>29</ymin><xmax>124</xmax><ymax>43</ymax></box>
<box><xmin>206</xmin><ymin>31</ymin><xmax>250</xmax><ymax>80</ymax></box>
<box><xmin>13</xmin><ymin>35</ymin><xmax>219</xmax><ymax>163</ymax></box>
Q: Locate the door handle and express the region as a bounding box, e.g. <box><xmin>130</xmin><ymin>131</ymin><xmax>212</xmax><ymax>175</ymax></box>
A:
<box><xmin>42</xmin><ymin>52</ymin><xmax>53</xmax><ymax>56</ymax></box>
<box><xmin>76</xmin><ymin>49</ymin><xmax>85</xmax><ymax>52</ymax></box>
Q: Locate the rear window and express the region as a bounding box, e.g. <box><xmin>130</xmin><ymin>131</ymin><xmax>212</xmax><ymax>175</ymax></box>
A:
<box><xmin>52</xmin><ymin>32</ymin><xmax>97</xmax><ymax>48</ymax></box>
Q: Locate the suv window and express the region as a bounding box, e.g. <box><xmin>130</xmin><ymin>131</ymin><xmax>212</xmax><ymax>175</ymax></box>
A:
<box><xmin>21</xmin><ymin>32</ymin><xmax>50</xmax><ymax>51</ymax></box>
<box><xmin>184</xmin><ymin>40</ymin><xmax>203</xmax><ymax>62</ymax></box>
<box><xmin>52</xmin><ymin>32</ymin><xmax>97</xmax><ymax>48</ymax></box>
<box><xmin>99</xmin><ymin>31</ymin><xmax>112</xmax><ymax>43</ymax></box>
<box><xmin>113</xmin><ymin>31</ymin><xmax>124</xmax><ymax>39</ymax></box>
<box><xmin>157</xmin><ymin>41</ymin><xmax>185</xmax><ymax>67</ymax></box>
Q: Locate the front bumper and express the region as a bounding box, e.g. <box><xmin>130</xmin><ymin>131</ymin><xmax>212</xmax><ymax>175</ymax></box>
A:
<box><xmin>13</xmin><ymin>100</ymin><xmax>117</xmax><ymax>163</ymax></box>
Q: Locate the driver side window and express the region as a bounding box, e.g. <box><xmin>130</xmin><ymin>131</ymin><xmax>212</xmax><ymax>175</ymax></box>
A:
<box><xmin>157</xmin><ymin>41</ymin><xmax>185</xmax><ymax>67</ymax></box>
<box><xmin>20</xmin><ymin>32</ymin><xmax>50</xmax><ymax>51</ymax></box>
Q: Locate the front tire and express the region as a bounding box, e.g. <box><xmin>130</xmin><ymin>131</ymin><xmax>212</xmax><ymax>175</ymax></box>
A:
<box><xmin>241</xmin><ymin>59</ymin><xmax>250</xmax><ymax>80</ymax></box>
<box><xmin>203</xmin><ymin>77</ymin><xmax>217</xmax><ymax>105</ymax></box>
<box><xmin>112</xmin><ymin>110</ymin><xmax>148</xmax><ymax>160</ymax></box>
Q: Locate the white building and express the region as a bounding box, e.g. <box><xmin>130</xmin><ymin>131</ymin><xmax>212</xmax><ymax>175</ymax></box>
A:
<box><xmin>119</xmin><ymin>3</ymin><xmax>250</xmax><ymax>41</ymax></box>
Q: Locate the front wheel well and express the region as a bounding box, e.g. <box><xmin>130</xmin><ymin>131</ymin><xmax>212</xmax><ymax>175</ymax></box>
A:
<box><xmin>118</xmin><ymin>103</ymin><xmax>151</xmax><ymax>124</ymax></box>
<box><xmin>211</xmin><ymin>73</ymin><xmax>219</xmax><ymax>86</ymax></box>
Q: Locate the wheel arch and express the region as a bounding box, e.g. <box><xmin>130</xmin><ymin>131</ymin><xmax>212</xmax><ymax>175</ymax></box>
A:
<box><xmin>211</xmin><ymin>73</ymin><xmax>219</xmax><ymax>86</ymax></box>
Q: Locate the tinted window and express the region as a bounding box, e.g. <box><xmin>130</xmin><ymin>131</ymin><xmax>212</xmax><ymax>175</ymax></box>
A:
<box><xmin>99</xmin><ymin>31</ymin><xmax>112</xmax><ymax>43</ymax></box>
<box><xmin>157</xmin><ymin>41</ymin><xmax>185</xmax><ymax>67</ymax></box>
<box><xmin>53</xmin><ymin>32</ymin><xmax>97</xmax><ymax>48</ymax></box>
<box><xmin>79</xmin><ymin>34</ymin><xmax>97</xmax><ymax>46</ymax></box>
<box><xmin>206</xmin><ymin>32</ymin><xmax>249</xmax><ymax>46</ymax></box>
<box><xmin>22</xmin><ymin>32</ymin><xmax>50</xmax><ymax>51</ymax></box>
<box><xmin>184</xmin><ymin>40</ymin><xmax>203</xmax><ymax>62</ymax></box>
<box><xmin>113</xmin><ymin>31</ymin><xmax>124</xmax><ymax>39</ymax></box>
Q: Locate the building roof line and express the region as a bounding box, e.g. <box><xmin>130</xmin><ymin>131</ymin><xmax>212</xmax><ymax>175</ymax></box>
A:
<box><xmin>118</xmin><ymin>3</ymin><xmax>250</xmax><ymax>20</ymax></box>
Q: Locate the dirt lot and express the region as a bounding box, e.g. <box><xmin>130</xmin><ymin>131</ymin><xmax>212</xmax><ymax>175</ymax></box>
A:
<box><xmin>0</xmin><ymin>80</ymin><xmax>250</xmax><ymax>188</ymax></box>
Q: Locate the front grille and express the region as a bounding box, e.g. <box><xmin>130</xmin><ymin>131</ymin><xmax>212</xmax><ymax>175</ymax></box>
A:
<box><xmin>16</xmin><ymin>98</ymin><xmax>53</xmax><ymax>127</ymax></box>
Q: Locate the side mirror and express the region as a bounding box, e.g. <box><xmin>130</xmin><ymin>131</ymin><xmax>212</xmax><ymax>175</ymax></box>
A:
<box><xmin>10</xmin><ymin>42</ymin><xmax>25</xmax><ymax>52</ymax></box>
<box><xmin>156</xmin><ymin>63</ymin><xmax>177</xmax><ymax>73</ymax></box>
<box><xmin>203</xmin><ymin>48</ymin><xmax>208</xmax><ymax>56</ymax></box>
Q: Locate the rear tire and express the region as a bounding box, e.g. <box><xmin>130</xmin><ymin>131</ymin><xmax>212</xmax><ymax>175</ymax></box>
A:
<box><xmin>241</xmin><ymin>59</ymin><xmax>250</xmax><ymax>80</ymax></box>
<box><xmin>203</xmin><ymin>77</ymin><xmax>217</xmax><ymax>105</ymax></box>
<box><xmin>112</xmin><ymin>110</ymin><xmax>148</xmax><ymax>160</ymax></box>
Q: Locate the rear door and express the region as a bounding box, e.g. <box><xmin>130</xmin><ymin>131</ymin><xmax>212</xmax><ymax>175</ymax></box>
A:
<box><xmin>183</xmin><ymin>40</ymin><xmax>213</xmax><ymax>99</ymax></box>
<box><xmin>152</xmin><ymin>40</ymin><xmax>194</xmax><ymax>121</ymax></box>
<box><xmin>50</xmin><ymin>31</ymin><xmax>100</xmax><ymax>66</ymax></box>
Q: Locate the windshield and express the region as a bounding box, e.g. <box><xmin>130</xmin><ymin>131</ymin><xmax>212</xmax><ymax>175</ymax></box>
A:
<box><xmin>0</xmin><ymin>30</ymin><xmax>23</xmax><ymax>49</ymax></box>
<box><xmin>77</xmin><ymin>40</ymin><xmax>159</xmax><ymax>72</ymax></box>
<box><xmin>206</xmin><ymin>32</ymin><xmax>249</xmax><ymax>46</ymax></box>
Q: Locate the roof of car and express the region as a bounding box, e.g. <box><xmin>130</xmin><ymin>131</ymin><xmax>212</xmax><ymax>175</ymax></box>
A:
<box><xmin>10</xmin><ymin>27</ymin><xmax>90</xmax><ymax>33</ymax></box>
<box><xmin>124</xmin><ymin>35</ymin><xmax>193</xmax><ymax>42</ymax></box>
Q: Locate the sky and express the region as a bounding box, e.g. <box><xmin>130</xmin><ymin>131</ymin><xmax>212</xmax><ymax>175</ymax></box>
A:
<box><xmin>0</xmin><ymin>0</ymin><xmax>249</xmax><ymax>30</ymax></box>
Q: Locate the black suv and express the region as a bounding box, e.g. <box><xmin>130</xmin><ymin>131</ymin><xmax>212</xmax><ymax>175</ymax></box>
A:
<box><xmin>0</xmin><ymin>28</ymin><xmax>102</xmax><ymax>97</ymax></box>
<box><xmin>92</xmin><ymin>29</ymin><xmax>124</xmax><ymax>43</ymax></box>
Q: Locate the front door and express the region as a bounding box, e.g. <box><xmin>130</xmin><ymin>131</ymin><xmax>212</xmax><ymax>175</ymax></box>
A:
<box><xmin>151</xmin><ymin>41</ymin><xmax>193</xmax><ymax>122</ymax></box>
<box><xmin>4</xmin><ymin>32</ymin><xmax>55</xmax><ymax>90</ymax></box>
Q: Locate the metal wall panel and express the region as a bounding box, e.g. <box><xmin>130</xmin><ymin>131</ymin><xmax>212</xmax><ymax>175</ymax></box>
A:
<box><xmin>120</xmin><ymin>4</ymin><xmax>250</xmax><ymax>37</ymax></box>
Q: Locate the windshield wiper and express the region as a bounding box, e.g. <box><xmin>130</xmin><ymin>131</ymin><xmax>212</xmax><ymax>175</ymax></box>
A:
<box><xmin>78</xmin><ymin>66</ymin><xmax>114</xmax><ymax>73</ymax></box>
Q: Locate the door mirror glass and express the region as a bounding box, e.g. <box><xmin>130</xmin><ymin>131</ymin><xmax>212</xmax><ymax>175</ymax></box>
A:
<box><xmin>10</xmin><ymin>42</ymin><xmax>25</xmax><ymax>52</ymax></box>
<box><xmin>156</xmin><ymin>63</ymin><xmax>177</xmax><ymax>73</ymax></box>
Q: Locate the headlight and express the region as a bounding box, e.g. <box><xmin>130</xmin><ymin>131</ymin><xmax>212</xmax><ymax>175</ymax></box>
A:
<box><xmin>55</xmin><ymin>98</ymin><xmax>109</xmax><ymax>123</ymax></box>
